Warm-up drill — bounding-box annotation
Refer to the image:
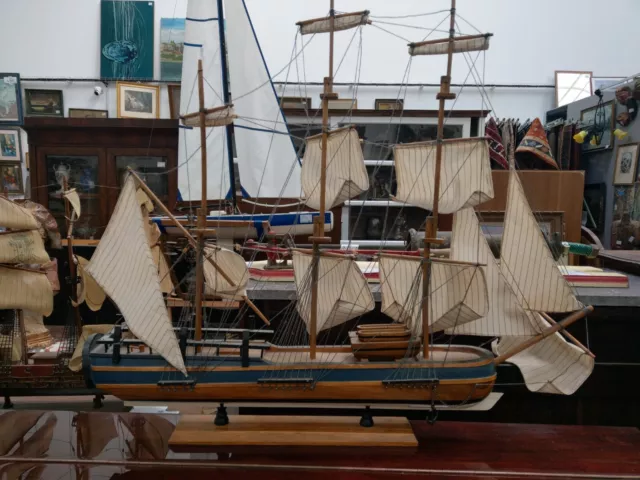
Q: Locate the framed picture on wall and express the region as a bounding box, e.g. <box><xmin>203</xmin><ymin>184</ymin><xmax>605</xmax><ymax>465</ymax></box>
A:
<box><xmin>25</xmin><ymin>89</ymin><xmax>64</xmax><ymax>117</ymax></box>
<box><xmin>579</xmin><ymin>101</ymin><xmax>615</xmax><ymax>153</ymax></box>
<box><xmin>613</xmin><ymin>143</ymin><xmax>639</xmax><ymax>185</ymax></box>
<box><xmin>0</xmin><ymin>162</ymin><xmax>24</xmax><ymax>195</ymax></box>
<box><xmin>116</xmin><ymin>82</ymin><xmax>160</xmax><ymax>119</ymax></box>
<box><xmin>0</xmin><ymin>128</ymin><xmax>21</xmax><ymax>162</ymax></box>
<box><xmin>0</xmin><ymin>73</ymin><xmax>23</xmax><ymax>125</ymax></box>
<box><xmin>167</xmin><ymin>84</ymin><xmax>181</xmax><ymax>119</ymax></box>
<box><xmin>68</xmin><ymin>108</ymin><xmax>108</xmax><ymax>119</ymax></box>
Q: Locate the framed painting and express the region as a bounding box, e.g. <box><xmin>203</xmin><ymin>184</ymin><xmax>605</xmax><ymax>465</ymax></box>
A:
<box><xmin>580</xmin><ymin>101</ymin><xmax>615</xmax><ymax>153</ymax></box>
<box><xmin>100</xmin><ymin>1</ymin><xmax>154</xmax><ymax>80</ymax></box>
<box><xmin>25</xmin><ymin>89</ymin><xmax>64</xmax><ymax>117</ymax></box>
<box><xmin>0</xmin><ymin>162</ymin><xmax>24</xmax><ymax>195</ymax></box>
<box><xmin>279</xmin><ymin>96</ymin><xmax>312</xmax><ymax>109</ymax></box>
<box><xmin>613</xmin><ymin>143</ymin><xmax>639</xmax><ymax>185</ymax></box>
<box><xmin>116</xmin><ymin>82</ymin><xmax>159</xmax><ymax>119</ymax></box>
<box><xmin>167</xmin><ymin>84</ymin><xmax>181</xmax><ymax>119</ymax></box>
<box><xmin>68</xmin><ymin>108</ymin><xmax>108</xmax><ymax>119</ymax></box>
<box><xmin>160</xmin><ymin>18</ymin><xmax>185</xmax><ymax>81</ymax></box>
<box><xmin>0</xmin><ymin>73</ymin><xmax>23</xmax><ymax>125</ymax></box>
<box><xmin>0</xmin><ymin>128</ymin><xmax>21</xmax><ymax>162</ymax></box>
<box><xmin>375</xmin><ymin>99</ymin><xmax>404</xmax><ymax>111</ymax></box>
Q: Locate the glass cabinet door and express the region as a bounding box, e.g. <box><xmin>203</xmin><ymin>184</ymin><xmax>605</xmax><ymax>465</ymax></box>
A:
<box><xmin>46</xmin><ymin>155</ymin><xmax>100</xmax><ymax>239</ymax></box>
<box><xmin>115</xmin><ymin>156</ymin><xmax>169</xmax><ymax>205</ymax></box>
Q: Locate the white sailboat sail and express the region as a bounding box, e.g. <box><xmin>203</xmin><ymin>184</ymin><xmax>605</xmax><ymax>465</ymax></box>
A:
<box><xmin>297</xmin><ymin>10</ymin><xmax>370</xmax><ymax>35</ymax></box>
<box><xmin>203</xmin><ymin>246</ymin><xmax>248</xmax><ymax>300</ymax></box>
<box><xmin>63</xmin><ymin>188</ymin><xmax>81</xmax><ymax>220</ymax></box>
<box><xmin>86</xmin><ymin>176</ymin><xmax>186</xmax><ymax>375</ymax></box>
<box><xmin>301</xmin><ymin>127</ymin><xmax>369</xmax><ymax>210</ymax></box>
<box><xmin>293</xmin><ymin>251</ymin><xmax>374</xmax><ymax>334</ymax></box>
<box><xmin>409</xmin><ymin>34</ymin><xmax>492</xmax><ymax>56</ymax></box>
<box><xmin>177</xmin><ymin>0</ymin><xmax>231</xmax><ymax>201</ymax></box>
<box><xmin>394</xmin><ymin>137</ymin><xmax>494</xmax><ymax>214</ymax></box>
<box><xmin>0</xmin><ymin>266</ymin><xmax>53</xmax><ymax>317</ymax></box>
<box><xmin>379</xmin><ymin>255</ymin><xmax>489</xmax><ymax>336</ymax></box>
<box><xmin>225</xmin><ymin>0</ymin><xmax>302</xmax><ymax>199</ymax></box>
<box><xmin>500</xmin><ymin>170</ymin><xmax>583</xmax><ymax>313</ymax></box>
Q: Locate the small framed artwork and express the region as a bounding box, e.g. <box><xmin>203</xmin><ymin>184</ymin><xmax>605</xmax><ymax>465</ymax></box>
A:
<box><xmin>0</xmin><ymin>73</ymin><xmax>23</xmax><ymax>125</ymax></box>
<box><xmin>0</xmin><ymin>162</ymin><xmax>24</xmax><ymax>195</ymax></box>
<box><xmin>25</xmin><ymin>89</ymin><xmax>64</xmax><ymax>117</ymax></box>
<box><xmin>375</xmin><ymin>99</ymin><xmax>404</xmax><ymax>111</ymax></box>
<box><xmin>328</xmin><ymin>98</ymin><xmax>357</xmax><ymax>110</ymax></box>
<box><xmin>68</xmin><ymin>108</ymin><xmax>108</xmax><ymax>119</ymax></box>
<box><xmin>613</xmin><ymin>143</ymin><xmax>639</xmax><ymax>185</ymax></box>
<box><xmin>580</xmin><ymin>101</ymin><xmax>615</xmax><ymax>153</ymax></box>
<box><xmin>117</xmin><ymin>82</ymin><xmax>160</xmax><ymax>119</ymax></box>
<box><xmin>279</xmin><ymin>96</ymin><xmax>312</xmax><ymax>109</ymax></box>
<box><xmin>0</xmin><ymin>128</ymin><xmax>21</xmax><ymax>162</ymax></box>
<box><xmin>167</xmin><ymin>84</ymin><xmax>181</xmax><ymax>119</ymax></box>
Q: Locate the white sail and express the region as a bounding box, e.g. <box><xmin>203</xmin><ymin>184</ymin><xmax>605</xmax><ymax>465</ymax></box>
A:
<box><xmin>493</xmin><ymin>314</ymin><xmax>594</xmax><ymax>395</ymax></box>
<box><xmin>225</xmin><ymin>0</ymin><xmax>302</xmax><ymax>199</ymax></box>
<box><xmin>500</xmin><ymin>170</ymin><xmax>582</xmax><ymax>313</ymax></box>
<box><xmin>63</xmin><ymin>188</ymin><xmax>81</xmax><ymax>220</ymax></box>
<box><xmin>74</xmin><ymin>256</ymin><xmax>107</xmax><ymax>312</ymax></box>
<box><xmin>394</xmin><ymin>137</ymin><xmax>494</xmax><ymax>214</ymax></box>
<box><xmin>379</xmin><ymin>255</ymin><xmax>489</xmax><ymax>336</ymax></box>
<box><xmin>293</xmin><ymin>251</ymin><xmax>374</xmax><ymax>334</ymax></box>
<box><xmin>0</xmin><ymin>266</ymin><xmax>53</xmax><ymax>317</ymax></box>
<box><xmin>297</xmin><ymin>11</ymin><xmax>370</xmax><ymax>35</ymax></box>
<box><xmin>203</xmin><ymin>246</ymin><xmax>248</xmax><ymax>300</ymax></box>
<box><xmin>409</xmin><ymin>34</ymin><xmax>491</xmax><ymax>56</ymax></box>
<box><xmin>0</xmin><ymin>230</ymin><xmax>50</xmax><ymax>265</ymax></box>
<box><xmin>139</xmin><ymin>190</ymin><xmax>174</xmax><ymax>294</ymax></box>
<box><xmin>177</xmin><ymin>0</ymin><xmax>231</xmax><ymax>201</ymax></box>
<box><xmin>86</xmin><ymin>176</ymin><xmax>186</xmax><ymax>375</ymax></box>
<box><xmin>302</xmin><ymin>127</ymin><xmax>369</xmax><ymax>210</ymax></box>
<box><xmin>0</xmin><ymin>196</ymin><xmax>39</xmax><ymax>230</ymax></box>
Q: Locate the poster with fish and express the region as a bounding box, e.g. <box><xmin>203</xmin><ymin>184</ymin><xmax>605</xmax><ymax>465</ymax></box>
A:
<box><xmin>0</xmin><ymin>73</ymin><xmax>23</xmax><ymax>126</ymax></box>
<box><xmin>100</xmin><ymin>1</ymin><xmax>154</xmax><ymax>80</ymax></box>
<box><xmin>160</xmin><ymin>18</ymin><xmax>185</xmax><ymax>81</ymax></box>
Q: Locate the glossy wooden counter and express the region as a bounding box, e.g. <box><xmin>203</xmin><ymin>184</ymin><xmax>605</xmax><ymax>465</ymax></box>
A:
<box><xmin>1</xmin><ymin>410</ymin><xmax>639</xmax><ymax>479</ymax></box>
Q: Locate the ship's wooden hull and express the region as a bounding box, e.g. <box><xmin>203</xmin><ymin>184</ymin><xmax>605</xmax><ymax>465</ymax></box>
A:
<box><xmin>83</xmin><ymin>336</ymin><xmax>497</xmax><ymax>405</ymax></box>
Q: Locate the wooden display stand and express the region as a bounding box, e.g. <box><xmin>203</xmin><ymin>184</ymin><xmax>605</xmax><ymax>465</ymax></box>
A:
<box><xmin>168</xmin><ymin>414</ymin><xmax>418</xmax><ymax>453</ymax></box>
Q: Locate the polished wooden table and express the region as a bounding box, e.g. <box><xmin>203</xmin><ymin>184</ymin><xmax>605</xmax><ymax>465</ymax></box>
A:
<box><xmin>1</xmin><ymin>410</ymin><xmax>639</xmax><ymax>479</ymax></box>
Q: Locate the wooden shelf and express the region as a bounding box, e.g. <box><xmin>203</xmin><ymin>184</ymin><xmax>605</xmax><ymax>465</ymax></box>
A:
<box><xmin>61</xmin><ymin>239</ymin><xmax>99</xmax><ymax>247</ymax></box>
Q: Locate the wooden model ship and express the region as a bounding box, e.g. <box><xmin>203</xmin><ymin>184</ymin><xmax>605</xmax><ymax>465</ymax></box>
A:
<box><xmin>79</xmin><ymin>0</ymin><xmax>594</xmax><ymax>414</ymax></box>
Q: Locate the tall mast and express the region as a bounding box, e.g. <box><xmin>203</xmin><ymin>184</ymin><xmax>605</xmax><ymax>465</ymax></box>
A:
<box><xmin>422</xmin><ymin>0</ymin><xmax>457</xmax><ymax>359</ymax></box>
<box><xmin>194</xmin><ymin>59</ymin><xmax>207</xmax><ymax>342</ymax></box>
<box><xmin>216</xmin><ymin>0</ymin><xmax>238</xmax><ymax>209</ymax></box>
<box><xmin>308</xmin><ymin>0</ymin><xmax>336</xmax><ymax>359</ymax></box>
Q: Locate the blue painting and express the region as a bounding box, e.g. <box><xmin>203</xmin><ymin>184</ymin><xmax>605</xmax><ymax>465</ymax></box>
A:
<box><xmin>100</xmin><ymin>1</ymin><xmax>154</xmax><ymax>80</ymax></box>
<box><xmin>160</xmin><ymin>18</ymin><xmax>185</xmax><ymax>81</ymax></box>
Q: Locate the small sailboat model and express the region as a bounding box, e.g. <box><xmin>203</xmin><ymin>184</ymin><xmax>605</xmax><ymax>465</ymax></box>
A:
<box><xmin>81</xmin><ymin>0</ymin><xmax>594</xmax><ymax>411</ymax></box>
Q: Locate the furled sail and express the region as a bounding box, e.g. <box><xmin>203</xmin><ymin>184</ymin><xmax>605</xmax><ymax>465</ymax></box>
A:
<box><xmin>0</xmin><ymin>230</ymin><xmax>50</xmax><ymax>264</ymax></box>
<box><xmin>302</xmin><ymin>127</ymin><xmax>369</xmax><ymax>211</ymax></box>
<box><xmin>225</xmin><ymin>0</ymin><xmax>302</xmax><ymax>198</ymax></box>
<box><xmin>0</xmin><ymin>196</ymin><xmax>39</xmax><ymax>230</ymax></box>
<box><xmin>409</xmin><ymin>34</ymin><xmax>492</xmax><ymax>56</ymax></box>
<box><xmin>63</xmin><ymin>188</ymin><xmax>81</xmax><ymax>220</ymax></box>
<box><xmin>297</xmin><ymin>10</ymin><xmax>370</xmax><ymax>35</ymax></box>
<box><xmin>394</xmin><ymin>137</ymin><xmax>494</xmax><ymax>214</ymax></box>
<box><xmin>0</xmin><ymin>266</ymin><xmax>53</xmax><ymax>317</ymax></box>
<box><xmin>500</xmin><ymin>170</ymin><xmax>582</xmax><ymax>313</ymax></box>
<box><xmin>203</xmin><ymin>246</ymin><xmax>248</xmax><ymax>300</ymax></box>
<box><xmin>86</xmin><ymin>176</ymin><xmax>186</xmax><ymax>375</ymax></box>
<box><xmin>293</xmin><ymin>251</ymin><xmax>374</xmax><ymax>334</ymax></box>
<box><xmin>379</xmin><ymin>255</ymin><xmax>489</xmax><ymax>336</ymax></box>
<box><xmin>177</xmin><ymin>0</ymin><xmax>231</xmax><ymax>201</ymax></box>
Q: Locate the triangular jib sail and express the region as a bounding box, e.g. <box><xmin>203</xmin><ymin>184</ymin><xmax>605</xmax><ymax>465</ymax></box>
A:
<box><xmin>302</xmin><ymin>127</ymin><xmax>369</xmax><ymax>211</ymax></box>
<box><xmin>86</xmin><ymin>176</ymin><xmax>186</xmax><ymax>375</ymax></box>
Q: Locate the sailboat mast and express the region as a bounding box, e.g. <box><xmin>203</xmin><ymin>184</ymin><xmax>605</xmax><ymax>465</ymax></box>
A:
<box><xmin>62</xmin><ymin>178</ymin><xmax>82</xmax><ymax>333</ymax></box>
<box><xmin>216</xmin><ymin>0</ymin><xmax>237</xmax><ymax>209</ymax></box>
<box><xmin>194</xmin><ymin>59</ymin><xmax>207</xmax><ymax>342</ymax></box>
<box><xmin>308</xmin><ymin>0</ymin><xmax>336</xmax><ymax>359</ymax></box>
<box><xmin>422</xmin><ymin>0</ymin><xmax>457</xmax><ymax>359</ymax></box>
